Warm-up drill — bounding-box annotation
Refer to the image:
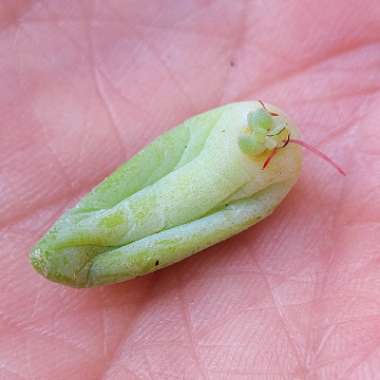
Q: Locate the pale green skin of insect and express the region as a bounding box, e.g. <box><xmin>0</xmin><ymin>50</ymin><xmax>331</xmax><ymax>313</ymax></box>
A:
<box><xmin>30</xmin><ymin>101</ymin><xmax>302</xmax><ymax>288</ymax></box>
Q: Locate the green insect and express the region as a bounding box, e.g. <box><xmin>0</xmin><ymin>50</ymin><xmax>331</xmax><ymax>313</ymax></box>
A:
<box><xmin>30</xmin><ymin>101</ymin><xmax>344</xmax><ymax>288</ymax></box>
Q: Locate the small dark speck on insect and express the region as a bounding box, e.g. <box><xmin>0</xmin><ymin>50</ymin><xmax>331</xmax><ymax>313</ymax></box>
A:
<box><xmin>230</xmin><ymin>60</ymin><xmax>235</xmax><ymax>67</ymax></box>
<box><xmin>155</xmin><ymin>260</ymin><xmax>159</xmax><ymax>266</ymax></box>
<box><xmin>222</xmin><ymin>129</ymin><xmax>226</xmax><ymax>132</ymax></box>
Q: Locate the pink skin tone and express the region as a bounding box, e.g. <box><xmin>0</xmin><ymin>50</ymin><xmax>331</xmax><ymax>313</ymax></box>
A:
<box><xmin>1</xmin><ymin>1</ymin><xmax>380</xmax><ymax>379</ymax></box>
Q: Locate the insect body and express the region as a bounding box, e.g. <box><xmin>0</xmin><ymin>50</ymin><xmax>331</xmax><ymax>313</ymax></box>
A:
<box><xmin>239</xmin><ymin>102</ymin><xmax>346</xmax><ymax>175</ymax></box>
<box><xmin>239</xmin><ymin>107</ymin><xmax>289</xmax><ymax>157</ymax></box>
<box><xmin>30</xmin><ymin>100</ymin><xmax>343</xmax><ymax>288</ymax></box>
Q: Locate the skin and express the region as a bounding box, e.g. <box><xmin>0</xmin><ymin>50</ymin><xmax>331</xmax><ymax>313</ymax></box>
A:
<box><xmin>1</xmin><ymin>1</ymin><xmax>379</xmax><ymax>379</ymax></box>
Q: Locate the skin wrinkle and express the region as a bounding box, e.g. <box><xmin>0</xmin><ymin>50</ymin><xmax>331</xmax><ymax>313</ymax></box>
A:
<box><xmin>99</xmin><ymin>288</ymin><xmax>108</xmax><ymax>358</ymax></box>
<box><xmin>313</xmin><ymin>323</ymin><xmax>344</xmax><ymax>364</ymax></box>
<box><xmin>0</xmin><ymin>365</ymin><xmax>29</xmax><ymax>380</ymax></box>
<box><xmin>126</xmin><ymin>18</ymin><xmax>235</xmax><ymax>41</ymax></box>
<box><xmin>28</xmin><ymin>0</ymin><xmax>156</xmax><ymax>127</ymax></box>
<box><xmin>31</xmin><ymin>0</ymin><xmax>153</xmax><ymax>152</ymax></box>
<box><xmin>0</xmin><ymin>187</ymin><xmax>85</xmax><ymax>231</ymax></box>
<box><xmin>298</xmin><ymin>120</ymin><xmax>352</xmax><ymax>151</ymax></box>
<box><xmin>34</xmin><ymin>95</ymin><xmax>76</xmax><ymax>199</ymax></box>
<box><xmin>1</xmin><ymin>24</ymin><xmax>93</xmax><ymax>228</ymax></box>
<box><xmin>79</xmin><ymin>6</ymin><xmax>154</xmax><ymax>117</ymax></box>
<box><xmin>21</xmin><ymin>16</ymin><xmax>238</xmax><ymax>41</ymax></box>
<box><xmin>299</xmin><ymin>85</ymin><xmax>380</xmax><ymax>106</ymax></box>
<box><xmin>237</xmin><ymin>39</ymin><xmax>380</xmax><ymax>103</ymax></box>
<box><xmin>15</xmin><ymin>13</ymin><xmax>71</xmax><ymax>69</ymax></box>
<box><xmin>155</xmin><ymin>1</ymin><xmax>216</xmax><ymax>30</ymax></box>
<box><xmin>74</xmin><ymin>97</ymin><xmax>93</xmax><ymax>178</ymax></box>
<box><xmin>93</xmin><ymin>64</ymin><xmax>128</xmax><ymax>160</ymax></box>
<box><xmin>11</xmin><ymin>16</ymin><xmax>24</xmax><ymax>92</ymax></box>
<box><xmin>309</xmin><ymin>316</ymin><xmax>374</xmax><ymax>373</ymax></box>
<box><xmin>333</xmin><ymin>338</ymin><xmax>380</xmax><ymax>379</ymax></box>
<box><xmin>104</xmin><ymin>4</ymin><xmax>198</xmax><ymax>113</ymax></box>
<box><xmin>4</xmin><ymin>187</ymin><xmax>63</xmax><ymax>229</ymax></box>
<box><xmin>252</xmin><ymin>257</ymin><xmax>305</xmax><ymax>372</ymax></box>
<box><xmin>344</xmin><ymin>345</ymin><xmax>380</xmax><ymax>380</ymax></box>
<box><xmin>95</xmin><ymin>65</ymin><xmax>156</xmax><ymax>125</ymax></box>
<box><xmin>140</xmin><ymin>36</ymin><xmax>197</xmax><ymax>112</ymax></box>
<box><xmin>0</xmin><ymin>310</ymin><xmax>98</xmax><ymax>360</ymax></box>
<box><xmin>95</xmin><ymin>6</ymin><xmax>238</xmax><ymax>117</ymax></box>
<box><xmin>175</xmin><ymin>272</ymin><xmax>208</xmax><ymax>380</ymax></box>
<box><xmin>191</xmin><ymin>238</ymin><xmax>328</xmax><ymax>341</ymax></box>
<box><xmin>322</xmin><ymin>257</ymin><xmax>380</xmax><ymax>301</ymax></box>
<box><xmin>182</xmin><ymin>299</ymin><xmax>360</xmax><ymax>347</ymax></box>
<box><xmin>193</xmin><ymin>264</ymin><xmax>314</xmax><ymax>344</ymax></box>
<box><xmin>283</xmin><ymin>58</ymin><xmax>380</xmax><ymax>110</ymax></box>
<box><xmin>96</xmin><ymin>0</ymin><xmax>235</xmax><ymax>41</ymax></box>
<box><xmin>216</xmin><ymin>1</ymin><xmax>248</xmax><ymax>105</ymax></box>
<box><xmin>121</xmin><ymin>369</ymin><xmax>144</xmax><ymax>380</ymax></box>
<box><xmin>25</xmin><ymin>337</ymin><xmax>33</xmax><ymax>380</ymax></box>
<box><xmin>10</xmin><ymin>3</ymin><xmax>91</xmax><ymax>88</ymax></box>
<box><xmin>106</xmin><ymin>0</ymin><xmax>211</xmax><ymax>35</ymax></box>
<box><xmin>305</xmin><ymin>186</ymin><xmax>347</xmax><ymax>372</ymax></box>
<box><xmin>305</xmin><ymin>154</ymin><xmax>360</xmax><ymax>377</ymax></box>
<box><xmin>291</xmin><ymin>105</ymin><xmax>363</xmax><ymax>154</ymax></box>
<box><xmin>30</xmin><ymin>287</ymin><xmax>43</xmax><ymax>320</ymax></box>
<box><xmin>81</xmin><ymin>1</ymin><xmax>128</xmax><ymax>161</ymax></box>
<box><xmin>97</xmin><ymin>285</ymin><xmax>155</xmax><ymax>374</ymax></box>
<box><xmin>96</xmin><ymin>274</ymin><xmax>162</xmax><ymax>380</ymax></box>
<box><xmin>142</xmin><ymin>352</ymin><xmax>155</xmax><ymax>380</ymax></box>
<box><xmin>208</xmin><ymin>369</ymin><xmax>290</xmax><ymax>376</ymax></box>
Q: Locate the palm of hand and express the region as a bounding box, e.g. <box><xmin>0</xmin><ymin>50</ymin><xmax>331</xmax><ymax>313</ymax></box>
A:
<box><xmin>1</xmin><ymin>1</ymin><xmax>380</xmax><ymax>379</ymax></box>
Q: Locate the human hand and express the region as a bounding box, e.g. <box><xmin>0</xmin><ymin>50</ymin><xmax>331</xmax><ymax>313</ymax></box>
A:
<box><xmin>1</xmin><ymin>1</ymin><xmax>379</xmax><ymax>379</ymax></box>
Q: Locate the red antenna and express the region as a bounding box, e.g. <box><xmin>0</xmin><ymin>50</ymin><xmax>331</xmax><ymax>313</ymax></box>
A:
<box><xmin>257</xmin><ymin>100</ymin><xmax>346</xmax><ymax>176</ymax></box>
<box><xmin>289</xmin><ymin>139</ymin><xmax>346</xmax><ymax>176</ymax></box>
<box><xmin>262</xmin><ymin>137</ymin><xmax>346</xmax><ymax>176</ymax></box>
